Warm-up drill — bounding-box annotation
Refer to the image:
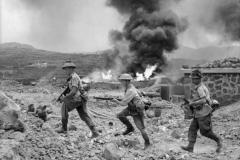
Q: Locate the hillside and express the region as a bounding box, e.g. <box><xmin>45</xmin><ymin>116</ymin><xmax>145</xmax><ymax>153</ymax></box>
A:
<box><xmin>1</xmin><ymin>42</ymin><xmax>239</xmax><ymax>83</ymax></box>
<box><xmin>0</xmin><ymin>42</ymin><xmax>112</xmax><ymax>82</ymax></box>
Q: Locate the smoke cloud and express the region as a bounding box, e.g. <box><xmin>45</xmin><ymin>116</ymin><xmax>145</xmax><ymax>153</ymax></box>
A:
<box><xmin>19</xmin><ymin>0</ymin><xmax>76</xmax><ymax>48</ymax></box>
<box><xmin>212</xmin><ymin>0</ymin><xmax>240</xmax><ymax>41</ymax></box>
<box><xmin>107</xmin><ymin>0</ymin><xmax>187</xmax><ymax>76</ymax></box>
<box><xmin>2</xmin><ymin>0</ymin><xmax>122</xmax><ymax>52</ymax></box>
<box><xmin>174</xmin><ymin>0</ymin><xmax>240</xmax><ymax>47</ymax></box>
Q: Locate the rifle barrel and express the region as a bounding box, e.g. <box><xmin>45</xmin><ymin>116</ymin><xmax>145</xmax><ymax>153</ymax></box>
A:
<box><xmin>93</xmin><ymin>96</ymin><xmax>121</xmax><ymax>101</ymax></box>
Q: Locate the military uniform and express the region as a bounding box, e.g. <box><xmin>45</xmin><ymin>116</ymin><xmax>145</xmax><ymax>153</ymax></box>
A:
<box><xmin>182</xmin><ymin>69</ymin><xmax>222</xmax><ymax>153</ymax></box>
<box><xmin>61</xmin><ymin>72</ymin><xmax>96</xmax><ymax>133</ymax></box>
<box><xmin>57</xmin><ymin>61</ymin><xmax>98</xmax><ymax>137</ymax></box>
<box><xmin>188</xmin><ymin>83</ymin><xmax>220</xmax><ymax>144</ymax></box>
<box><xmin>117</xmin><ymin>83</ymin><xmax>150</xmax><ymax>147</ymax></box>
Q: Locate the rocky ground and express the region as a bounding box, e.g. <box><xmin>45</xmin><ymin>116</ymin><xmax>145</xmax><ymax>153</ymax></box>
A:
<box><xmin>0</xmin><ymin>82</ymin><xmax>240</xmax><ymax>160</ymax></box>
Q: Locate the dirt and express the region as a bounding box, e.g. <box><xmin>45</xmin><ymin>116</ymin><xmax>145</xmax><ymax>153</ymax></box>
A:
<box><xmin>0</xmin><ymin>82</ymin><xmax>240</xmax><ymax>160</ymax></box>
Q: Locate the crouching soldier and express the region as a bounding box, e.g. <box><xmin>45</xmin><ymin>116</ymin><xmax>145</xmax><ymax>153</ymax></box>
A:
<box><xmin>181</xmin><ymin>69</ymin><xmax>222</xmax><ymax>153</ymax></box>
<box><xmin>112</xmin><ymin>74</ymin><xmax>151</xmax><ymax>149</ymax></box>
<box><xmin>55</xmin><ymin>61</ymin><xmax>99</xmax><ymax>138</ymax></box>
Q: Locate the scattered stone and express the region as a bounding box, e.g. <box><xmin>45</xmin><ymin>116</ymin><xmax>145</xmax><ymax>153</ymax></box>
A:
<box><xmin>69</xmin><ymin>125</ymin><xmax>77</xmax><ymax>131</ymax></box>
<box><xmin>146</xmin><ymin>110</ymin><xmax>155</xmax><ymax>118</ymax></box>
<box><xmin>121</xmin><ymin>138</ymin><xmax>140</xmax><ymax>148</ymax></box>
<box><xmin>42</xmin><ymin>123</ymin><xmax>56</xmax><ymax>136</ymax></box>
<box><xmin>8</xmin><ymin>132</ymin><xmax>26</xmax><ymax>142</ymax></box>
<box><xmin>27</xmin><ymin>104</ymin><xmax>35</xmax><ymax>113</ymax></box>
<box><xmin>36</xmin><ymin>105</ymin><xmax>48</xmax><ymax>122</ymax></box>
<box><xmin>171</xmin><ymin>130</ymin><xmax>181</xmax><ymax>139</ymax></box>
<box><xmin>3</xmin><ymin>119</ymin><xmax>26</xmax><ymax>133</ymax></box>
<box><xmin>0</xmin><ymin>91</ymin><xmax>21</xmax><ymax>124</ymax></box>
<box><xmin>103</xmin><ymin>143</ymin><xmax>121</xmax><ymax>160</ymax></box>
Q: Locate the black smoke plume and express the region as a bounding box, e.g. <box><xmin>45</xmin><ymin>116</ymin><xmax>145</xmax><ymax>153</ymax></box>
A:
<box><xmin>214</xmin><ymin>0</ymin><xmax>240</xmax><ymax>41</ymax></box>
<box><xmin>107</xmin><ymin>0</ymin><xmax>187</xmax><ymax>76</ymax></box>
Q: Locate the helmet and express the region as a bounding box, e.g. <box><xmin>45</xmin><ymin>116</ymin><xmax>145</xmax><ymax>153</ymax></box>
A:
<box><xmin>62</xmin><ymin>61</ymin><xmax>76</xmax><ymax>69</ymax></box>
<box><xmin>118</xmin><ymin>73</ymin><xmax>133</xmax><ymax>80</ymax></box>
<box><xmin>191</xmin><ymin>69</ymin><xmax>202</xmax><ymax>79</ymax></box>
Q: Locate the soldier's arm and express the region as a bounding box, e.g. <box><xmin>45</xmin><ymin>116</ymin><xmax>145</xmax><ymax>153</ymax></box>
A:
<box><xmin>64</xmin><ymin>75</ymin><xmax>79</xmax><ymax>99</ymax></box>
<box><xmin>190</xmin><ymin>98</ymin><xmax>206</xmax><ymax>107</ymax></box>
<box><xmin>113</xmin><ymin>90</ymin><xmax>135</xmax><ymax>106</ymax></box>
<box><xmin>190</xmin><ymin>87</ymin><xmax>207</xmax><ymax>107</ymax></box>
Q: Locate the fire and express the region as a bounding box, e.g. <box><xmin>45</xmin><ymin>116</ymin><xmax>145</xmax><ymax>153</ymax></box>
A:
<box><xmin>144</xmin><ymin>65</ymin><xmax>157</xmax><ymax>79</ymax></box>
<box><xmin>101</xmin><ymin>70</ymin><xmax>113</xmax><ymax>80</ymax></box>
<box><xmin>136</xmin><ymin>64</ymin><xmax>157</xmax><ymax>81</ymax></box>
<box><xmin>136</xmin><ymin>72</ymin><xmax>145</xmax><ymax>81</ymax></box>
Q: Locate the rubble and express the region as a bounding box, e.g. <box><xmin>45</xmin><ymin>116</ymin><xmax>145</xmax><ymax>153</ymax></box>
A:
<box><xmin>103</xmin><ymin>143</ymin><xmax>121</xmax><ymax>160</ymax></box>
<box><xmin>171</xmin><ymin>130</ymin><xmax>181</xmax><ymax>139</ymax></box>
<box><xmin>0</xmin><ymin>139</ymin><xmax>21</xmax><ymax>160</ymax></box>
<box><xmin>68</xmin><ymin>125</ymin><xmax>77</xmax><ymax>131</ymax></box>
<box><xmin>0</xmin><ymin>83</ymin><xmax>240</xmax><ymax>160</ymax></box>
<box><xmin>195</xmin><ymin>57</ymin><xmax>240</xmax><ymax>68</ymax></box>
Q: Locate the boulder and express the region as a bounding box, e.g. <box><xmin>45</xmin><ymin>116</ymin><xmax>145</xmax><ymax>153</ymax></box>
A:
<box><xmin>103</xmin><ymin>143</ymin><xmax>121</xmax><ymax>160</ymax></box>
<box><xmin>3</xmin><ymin>119</ymin><xmax>25</xmax><ymax>133</ymax></box>
<box><xmin>0</xmin><ymin>91</ymin><xmax>21</xmax><ymax>124</ymax></box>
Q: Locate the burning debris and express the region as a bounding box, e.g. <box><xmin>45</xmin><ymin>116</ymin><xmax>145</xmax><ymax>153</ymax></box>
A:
<box><xmin>107</xmin><ymin>0</ymin><xmax>187</xmax><ymax>76</ymax></box>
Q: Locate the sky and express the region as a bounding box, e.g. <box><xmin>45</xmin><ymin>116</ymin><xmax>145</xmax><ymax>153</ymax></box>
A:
<box><xmin>1</xmin><ymin>0</ymin><xmax>124</xmax><ymax>52</ymax></box>
<box><xmin>1</xmin><ymin>0</ymin><xmax>239</xmax><ymax>52</ymax></box>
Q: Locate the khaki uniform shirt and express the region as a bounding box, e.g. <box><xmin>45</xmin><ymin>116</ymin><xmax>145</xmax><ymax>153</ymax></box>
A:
<box><xmin>191</xmin><ymin>83</ymin><xmax>212</xmax><ymax>118</ymax></box>
<box><xmin>68</xmin><ymin>72</ymin><xmax>83</xmax><ymax>101</ymax></box>
<box><xmin>122</xmin><ymin>84</ymin><xmax>143</xmax><ymax>114</ymax></box>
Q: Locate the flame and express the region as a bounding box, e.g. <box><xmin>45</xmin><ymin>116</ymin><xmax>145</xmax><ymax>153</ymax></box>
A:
<box><xmin>136</xmin><ymin>72</ymin><xmax>145</xmax><ymax>81</ymax></box>
<box><xmin>135</xmin><ymin>64</ymin><xmax>157</xmax><ymax>81</ymax></box>
<box><xmin>144</xmin><ymin>65</ymin><xmax>157</xmax><ymax>79</ymax></box>
<box><xmin>101</xmin><ymin>70</ymin><xmax>113</xmax><ymax>80</ymax></box>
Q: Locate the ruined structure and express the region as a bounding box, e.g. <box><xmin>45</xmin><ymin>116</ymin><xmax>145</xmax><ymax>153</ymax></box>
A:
<box><xmin>182</xmin><ymin>68</ymin><xmax>240</xmax><ymax>105</ymax></box>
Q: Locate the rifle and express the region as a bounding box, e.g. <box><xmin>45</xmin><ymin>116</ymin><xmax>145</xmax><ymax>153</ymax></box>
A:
<box><xmin>93</xmin><ymin>96</ymin><xmax>151</xmax><ymax>110</ymax></box>
<box><xmin>93</xmin><ymin>96</ymin><xmax>122</xmax><ymax>101</ymax></box>
<box><xmin>182</xmin><ymin>97</ymin><xmax>206</xmax><ymax>105</ymax></box>
<box><xmin>57</xmin><ymin>87</ymin><xmax>70</xmax><ymax>102</ymax></box>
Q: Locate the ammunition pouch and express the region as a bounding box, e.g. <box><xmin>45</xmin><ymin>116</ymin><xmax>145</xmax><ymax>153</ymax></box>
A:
<box><xmin>80</xmin><ymin>92</ymin><xmax>88</xmax><ymax>102</ymax></box>
<box><xmin>181</xmin><ymin>104</ymin><xmax>194</xmax><ymax>119</ymax></box>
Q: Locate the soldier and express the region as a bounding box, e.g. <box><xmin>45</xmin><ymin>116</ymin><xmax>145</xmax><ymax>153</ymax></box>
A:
<box><xmin>55</xmin><ymin>61</ymin><xmax>99</xmax><ymax>138</ymax></box>
<box><xmin>112</xmin><ymin>73</ymin><xmax>151</xmax><ymax>149</ymax></box>
<box><xmin>181</xmin><ymin>69</ymin><xmax>222</xmax><ymax>153</ymax></box>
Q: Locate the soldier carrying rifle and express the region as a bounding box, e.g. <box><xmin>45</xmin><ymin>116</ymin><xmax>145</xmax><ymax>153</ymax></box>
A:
<box><xmin>111</xmin><ymin>73</ymin><xmax>151</xmax><ymax>150</ymax></box>
<box><xmin>181</xmin><ymin>69</ymin><xmax>222</xmax><ymax>153</ymax></box>
<box><xmin>55</xmin><ymin>61</ymin><xmax>99</xmax><ymax>138</ymax></box>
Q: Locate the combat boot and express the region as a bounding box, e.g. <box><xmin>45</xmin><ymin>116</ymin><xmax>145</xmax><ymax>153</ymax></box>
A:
<box><xmin>216</xmin><ymin>138</ymin><xmax>223</xmax><ymax>153</ymax></box>
<box><xmin>55</xmin><ymin>127</ymin><xmax>67</xmax><ymax>134</ymax></box>
<box><xmin>56</xmin><ymin>119</ymin><xmax>68</xmax><ymax>134</ymax></box>
<box><xmin>122</xmin><ymin>126</ymin><xmax>134</xmax><ymax>135</ymax></box>
<box><xmin>181</xmin><ymin>142</ymin><xmax>195</xmax><ymax>152</ymax></box>
<box><xmin>90</xmin><ymin>127</ymin><xmax>99</xmax><ymax>138</ymax></box>
<box><xmin>144</xmin><ymin>140</ymin><xmax>151</xmax><ymax>150</ymax></box>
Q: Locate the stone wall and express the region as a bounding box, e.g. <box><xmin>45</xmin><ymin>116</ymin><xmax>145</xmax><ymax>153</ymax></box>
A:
<box><xmin>182</xmin><ymin>68</ymin><xmax>240</xmax><ymax>105</ymax></box>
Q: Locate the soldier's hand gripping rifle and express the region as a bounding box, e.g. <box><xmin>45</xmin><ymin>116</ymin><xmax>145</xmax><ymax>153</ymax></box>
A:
<box><xmin>57</xmin><ymin>76</ymin><xmax>72</xmax><ymax>103</ymax></box>
<box><xmin>57</xmin><ymin>87</ymin><xmax>70</xmax><ymax>103</ymax></box>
